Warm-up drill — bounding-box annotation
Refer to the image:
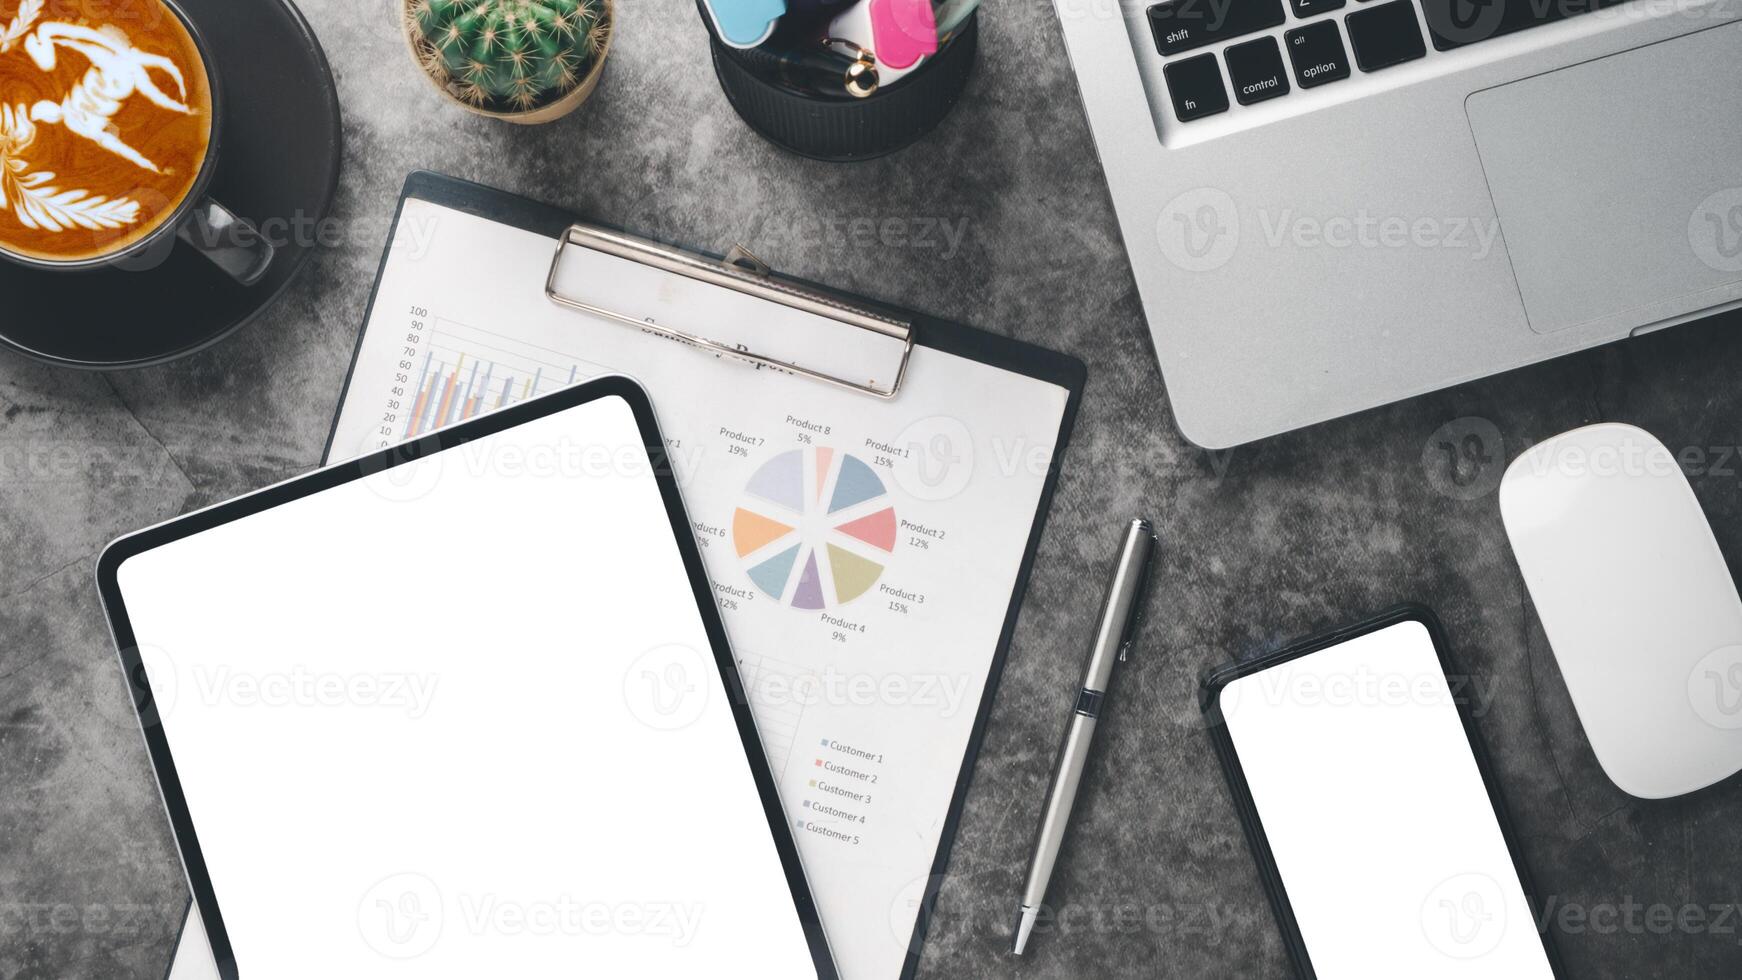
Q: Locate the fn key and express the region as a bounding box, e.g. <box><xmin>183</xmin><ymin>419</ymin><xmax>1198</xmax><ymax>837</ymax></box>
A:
<box><xmin>1164</xmin><ymin>53</ymin><xmax>1228</xmax><ymax>121</ymax></box>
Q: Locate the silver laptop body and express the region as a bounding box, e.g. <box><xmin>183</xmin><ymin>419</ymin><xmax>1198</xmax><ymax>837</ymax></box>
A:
<box><xmin>1055</xmin><ymin>0</ymin><xmax>1742</xmax><ymax>447</ymax></box>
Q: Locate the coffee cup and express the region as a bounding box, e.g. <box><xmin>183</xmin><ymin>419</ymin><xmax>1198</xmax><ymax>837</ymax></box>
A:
<box><xmin>0</xmin><ymin>0</ymin><xmax>272</xmax><ymax>283</ymax></box>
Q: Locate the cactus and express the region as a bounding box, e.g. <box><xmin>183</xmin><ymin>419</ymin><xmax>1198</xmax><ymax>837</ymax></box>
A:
<box><xmin>408</xmin><ymin>0</ymin><xmax>609</xmax><ymax>112</ymax></box>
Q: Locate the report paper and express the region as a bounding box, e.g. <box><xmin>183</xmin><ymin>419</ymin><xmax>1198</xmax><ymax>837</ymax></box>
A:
<box><xmin>324</xmin><ymin>199</ymin><xmax>1072</xmax><ymax>979</ymax></box>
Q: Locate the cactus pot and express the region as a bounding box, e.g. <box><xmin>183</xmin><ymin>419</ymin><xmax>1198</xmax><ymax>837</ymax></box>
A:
<box><xmin>401</xmin><ymin>0</ymin><xmax>614</xmax><ymax>124</ymax></box>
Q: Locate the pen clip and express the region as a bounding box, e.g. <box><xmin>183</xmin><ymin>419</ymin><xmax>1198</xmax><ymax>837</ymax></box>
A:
<box><xmin>1116</xmin><ymin>527</ymin><xmax>1158</xmax><ymax>664</ymax></box>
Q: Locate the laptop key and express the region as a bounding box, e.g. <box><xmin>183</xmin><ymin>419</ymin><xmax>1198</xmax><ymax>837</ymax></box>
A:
<box><xmin>1164</xmin><ymin>53</ymin><xmax>1230</xmax><ymax>121</ymax></box>
<box><xmin>1346</xmin><ymin>0</ymin><xmax>1426</xmax><ymax>70</ymax></box>
<box><xmin>1290</xmin><ymin>0</ymin><xmax>1346</xmax><ymax>15</ymax></box>
<box><xmin>1224</xmin><ymin>37</ymin><xmax>1291</xmax><ymax>105</ymax></box>
<box><xmin>1149</xmin><ymin>0</ymin><xmax>1286</xmax><ymax>56</ymax></box>
<box><xmin>1284</xmin><ymin>20</ymin><xmax>1351</xmax><ymax>88</ymax></box>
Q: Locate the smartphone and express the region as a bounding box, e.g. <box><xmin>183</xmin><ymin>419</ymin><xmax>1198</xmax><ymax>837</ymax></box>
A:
<box><xmin>1202</xmin><ymin>606</ymin><xmax>1563</xmax><ymax>979</ymax></box>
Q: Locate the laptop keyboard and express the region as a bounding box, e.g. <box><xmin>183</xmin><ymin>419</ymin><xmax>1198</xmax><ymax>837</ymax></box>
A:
<box><xmin>1148</xmin><ymin>0</ymin><xmax>1627</xmax><ymax>121</ymax></box>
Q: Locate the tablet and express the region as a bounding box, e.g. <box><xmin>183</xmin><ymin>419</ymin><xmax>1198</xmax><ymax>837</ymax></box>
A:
<box><xmin>1203</xmin><ymin>607</ymin><xmax>1562</xmax><ymax>979</ymax></box>
<box><xmin>99</xmin><ymin>377</ymin><xmax>837</xmax><ymax>980</ymax></box>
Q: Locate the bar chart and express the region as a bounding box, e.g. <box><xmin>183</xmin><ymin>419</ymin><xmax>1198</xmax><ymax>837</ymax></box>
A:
<box><xmin>400</xmin><ymin>316</ymin><xmax>608</xmax><ymax>441</ymax></box>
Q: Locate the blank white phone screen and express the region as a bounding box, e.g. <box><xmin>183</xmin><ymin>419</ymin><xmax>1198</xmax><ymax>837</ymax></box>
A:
<box><xmin>112</xmin><ymin>393</ymin><xmax>821</xmax><ymax>979</ymax></box>
<box><xmin>1220</xmin><ymin>620</ymin><xmax>1553</xmax><ymax>979</ymax></box>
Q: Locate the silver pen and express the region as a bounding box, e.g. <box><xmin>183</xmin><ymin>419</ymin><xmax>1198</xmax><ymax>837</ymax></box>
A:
<box><xmin>1012</xmin><ymin>518</ymin><xmax>1157</xmax><ymax>955</ymax></box>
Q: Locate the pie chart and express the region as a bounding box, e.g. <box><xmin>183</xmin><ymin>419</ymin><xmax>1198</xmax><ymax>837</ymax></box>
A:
<box><xmin>732</xmin><ymin>447</ymin><xmax>897</xmax><ymax>610</ymax></box>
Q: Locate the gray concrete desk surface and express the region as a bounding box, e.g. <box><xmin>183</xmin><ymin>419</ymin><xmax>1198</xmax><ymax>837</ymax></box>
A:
<box><xmin>3</xmin><ymin>0</ymin><xmax>1740</xmax><ymax>976</ymax></box>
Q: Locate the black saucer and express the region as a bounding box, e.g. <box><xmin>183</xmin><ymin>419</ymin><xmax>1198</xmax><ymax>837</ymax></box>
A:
<box><xmin>0</xmin><ymin>0</ymin><xmax>341</xmax><ymax>369</ymax></box>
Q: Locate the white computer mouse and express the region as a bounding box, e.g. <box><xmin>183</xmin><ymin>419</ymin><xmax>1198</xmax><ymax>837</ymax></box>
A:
<box><xmin>1500</xmin><ymin>422</ymin><xmax>1742</xmax><ymax>799</ymax></box>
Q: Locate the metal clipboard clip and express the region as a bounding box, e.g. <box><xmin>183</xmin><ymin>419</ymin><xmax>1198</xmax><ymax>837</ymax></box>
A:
<box><xmin>546</xmin><ymin>224</ymin><xmax>914</xmax><ymax>398</ymax></box>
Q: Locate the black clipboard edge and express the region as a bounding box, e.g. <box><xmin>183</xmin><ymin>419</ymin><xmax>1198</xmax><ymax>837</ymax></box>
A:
<box><xmin>898</xmin><ymin>319</ymin><xmax>1083</xmax><ymax>980</ymax></box>
<box><xmin>1199</xmin><ymin>604</ymin><xmax>1567</xmax><ymax>980</ymax></box>
<box><xmin>319</xmin><ymin>172</ymin><xmax>1087</xmax><ymax>980</ymax></box>
<box><xmin>101</xmin><ymin>377</ymin><xmax>842</xmax><ymax>980</ymax></box>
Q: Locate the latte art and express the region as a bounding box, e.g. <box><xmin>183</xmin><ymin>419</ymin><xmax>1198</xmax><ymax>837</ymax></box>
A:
<box><xmin>0</xmin><ymin>0</ymin><xmax>212</xmax><ymax>264</ymax></box>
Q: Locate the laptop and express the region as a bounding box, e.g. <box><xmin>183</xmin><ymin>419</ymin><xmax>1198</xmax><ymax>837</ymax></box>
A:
<box><xmin>1053</xmin><ymin>0</ymin><xmax>1742</xmax><ymax>447</ymax></box>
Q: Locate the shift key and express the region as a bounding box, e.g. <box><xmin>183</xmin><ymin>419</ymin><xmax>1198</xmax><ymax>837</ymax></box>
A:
<box><xmin>1149</xmin><ymin>0</ymin><xmax>1286</xmax><ymax>56</ymax></box>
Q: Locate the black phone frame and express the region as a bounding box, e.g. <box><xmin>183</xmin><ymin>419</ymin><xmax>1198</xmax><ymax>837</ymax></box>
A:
<box><xmin>1200</xmin><ymin>604</ymin><xmax>1566</xmax><ymax>979</ymax></box>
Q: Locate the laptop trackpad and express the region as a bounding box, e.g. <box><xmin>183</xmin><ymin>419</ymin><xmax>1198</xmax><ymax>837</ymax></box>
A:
<box><xmin>1466</xmin><ymin>22</ymin><xmax>1742</xmax><ymax>335</ymax></box>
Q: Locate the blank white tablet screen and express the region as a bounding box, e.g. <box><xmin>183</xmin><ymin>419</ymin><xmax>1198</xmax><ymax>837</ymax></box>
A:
<box><xmin>1220</xmin><ymin>620</ymin><xmax>1553</xmax><ymax>979</ymax></box>
<box><xmin>112</xmin><ymin>393</ymin><xmax>821</xmax><ymax>978</ymax></box>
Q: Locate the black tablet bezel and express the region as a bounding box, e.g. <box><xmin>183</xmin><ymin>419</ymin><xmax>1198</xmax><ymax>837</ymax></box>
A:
<box><xmin>1200</xmin><ymin>604</ymin><xmax>1565</xmax><ymax>979</ymax></box>
<box><xmin>97</xmin><ymin>375</ymin><xmax>840</xmax><ymax>980</ymax></box>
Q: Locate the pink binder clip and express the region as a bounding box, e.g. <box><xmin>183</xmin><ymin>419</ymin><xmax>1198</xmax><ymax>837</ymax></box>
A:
<box><xmin>867</xmin><ymin>0</ymin><xmax>938</xmax><ymax>69</ymax></box>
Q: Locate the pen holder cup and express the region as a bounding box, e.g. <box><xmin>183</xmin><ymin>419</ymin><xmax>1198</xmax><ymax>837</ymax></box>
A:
<box><xmin>705</xmin><ymin>11</ymin><xmax>978</xmax><ymax>162</ymax></box>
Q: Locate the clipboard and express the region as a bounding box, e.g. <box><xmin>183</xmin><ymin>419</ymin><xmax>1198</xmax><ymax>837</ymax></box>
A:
<box><xmin>299</xmin><ymin>171</ymin><xmax>1087</xmax><ymax>980</ymax></box>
